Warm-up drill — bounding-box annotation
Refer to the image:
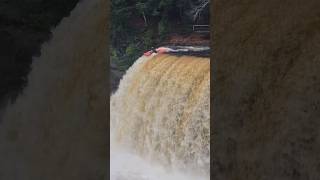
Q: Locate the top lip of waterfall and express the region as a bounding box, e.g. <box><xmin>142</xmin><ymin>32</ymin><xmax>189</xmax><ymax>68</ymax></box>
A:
<box><xmin>164</xmin><ymin>45</ymin><xmax>211</xmax><ymax>58</ymax></box>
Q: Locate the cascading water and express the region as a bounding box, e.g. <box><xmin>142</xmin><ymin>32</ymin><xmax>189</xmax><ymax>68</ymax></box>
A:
<box><xmin>111</xmin><ymin>54</ymin><xmax>210</xmax><ymax>180</ymax></box>
<box><xmin>0</xmin><ymin>0</ymin><xmax>107</xmax><ymax>179</ymax></box>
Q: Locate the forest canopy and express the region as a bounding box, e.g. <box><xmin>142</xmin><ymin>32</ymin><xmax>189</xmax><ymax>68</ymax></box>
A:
<box><xmin>110</xmin><ymin>0</ymin><xmax>210</xmax><ymax>70</ymax></box>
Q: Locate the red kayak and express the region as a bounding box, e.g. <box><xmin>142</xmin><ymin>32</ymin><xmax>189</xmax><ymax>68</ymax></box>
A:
<box><xmin>143</xmin><ymin>50</ymin><xmax>153</xmax><ymax>56</ymax></box>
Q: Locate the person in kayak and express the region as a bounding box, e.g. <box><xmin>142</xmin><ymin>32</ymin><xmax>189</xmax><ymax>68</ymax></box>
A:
<box><xmin>143</xmin><ymin>47</ymin><xmax>188</xmax><ymax>56</ymax></box>
<box><xmin>143</xmin><ymin>47</ymin><xmax>157</xmax><ymax>56</ymax></box>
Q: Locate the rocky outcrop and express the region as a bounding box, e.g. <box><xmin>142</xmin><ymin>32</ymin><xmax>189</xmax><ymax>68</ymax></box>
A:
<box><xmin>162</xmin><ymin>33</ymin><xmax>210</xmax><ymax>46</ymax></box>
<box><xmin>212</xmin><ymin>0</ymin><xmax>320</xmax><ymax>179</ymax></box>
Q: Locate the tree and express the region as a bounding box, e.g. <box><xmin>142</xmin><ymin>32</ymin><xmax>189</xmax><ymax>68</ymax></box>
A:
<box><xmin>136</xmin><ymin>2</ymin><xmax>148</xmax><ymax>26</ymax></box>
<box><xmin>191</xmin><ymin>0</ymin><xmax>210</xmax><ymax>22</ymax></box>
<box><xmin>110</xmin><ymin>0</ymin><xmax>210</xmax><ymax>73</ymax></box>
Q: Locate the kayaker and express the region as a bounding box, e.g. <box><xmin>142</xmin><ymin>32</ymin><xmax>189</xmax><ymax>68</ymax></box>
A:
<box><xmin>143</xmin><ymin>46</ymin><xmax>189</xmax><ymax>56</ymax></box>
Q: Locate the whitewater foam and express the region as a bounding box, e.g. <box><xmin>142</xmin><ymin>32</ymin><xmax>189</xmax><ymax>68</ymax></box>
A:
<box><xmin>111</xmin><ymin>54</ymin><xmax>210</xmax><ymax>179</ymax></box>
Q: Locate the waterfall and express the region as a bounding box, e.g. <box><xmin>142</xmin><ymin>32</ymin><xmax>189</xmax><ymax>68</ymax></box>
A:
<box><xmin>111</xmin><ymin>54</ymin><xmax>210</xmax><ymax>179</ymax></box>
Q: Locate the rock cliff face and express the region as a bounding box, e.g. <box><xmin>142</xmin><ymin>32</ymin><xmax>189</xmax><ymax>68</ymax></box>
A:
<box><xmin>212</xmin><ymin>0</ymin><xmax>320</xmax><ymax>179</ymax></box>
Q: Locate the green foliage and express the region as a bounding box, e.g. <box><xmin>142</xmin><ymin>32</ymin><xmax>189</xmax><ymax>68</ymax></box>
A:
<box><xmin>159</xmin><ymin>0</ymin><xmax>175</xmax><ymax>9</ymax></box>
<box><xmin>110</xmin><ymin>47</ymin><xmax>118</xmax><ymax>62</ymax></box>
<box><xmin>125</xmin><ymin>44</ymin><xmax>138</xmax><ymax>57</ymax></box>
<box><xmin>142</xmin><ymin>30</ymin><xmax>154</xmax><ymax>49</ymax></box>
<box><xmin>110</xmin><ymin>0</ymin><xmax>210</xmax><ymax>71</ymax></box>
<box><xmin>158</xmin><ymin>19</ymin><xmax>169</xmax><ymax>37</ymax></box>
<box><xmin>136</xmin><ymin>2</ymin><xmax>147</xmax><ymax>13</ymax></box>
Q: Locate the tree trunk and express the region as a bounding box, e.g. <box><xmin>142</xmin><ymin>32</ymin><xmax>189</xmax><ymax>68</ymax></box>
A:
<box><xmin>142</xmin><ymin>11</ymin><xmax>147</xmax><ymax>26</ymax></box>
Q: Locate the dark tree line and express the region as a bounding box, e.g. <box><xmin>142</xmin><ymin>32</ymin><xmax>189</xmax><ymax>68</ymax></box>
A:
<box><xmin>110</xmin><ymin>0</ymin><xmax>210</xmax><ymax>71</ymax></box>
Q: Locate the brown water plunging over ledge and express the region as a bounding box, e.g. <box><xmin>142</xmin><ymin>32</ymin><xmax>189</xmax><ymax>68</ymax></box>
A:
<box><xmin>111</xmin><ymin>54</ymin><xmax>210</xmax><ymax>179</ymax></box>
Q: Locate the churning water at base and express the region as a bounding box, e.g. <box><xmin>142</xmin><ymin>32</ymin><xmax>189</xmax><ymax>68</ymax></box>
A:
<box><xmin>110</xmin><ymin>144</ymin><xmax>207</xmax><ymax>180</ymax></box>
<box><xmin>111</xmin><ymin>54</ymin><xmax>210</xmax><ymax>179</ymax></box>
